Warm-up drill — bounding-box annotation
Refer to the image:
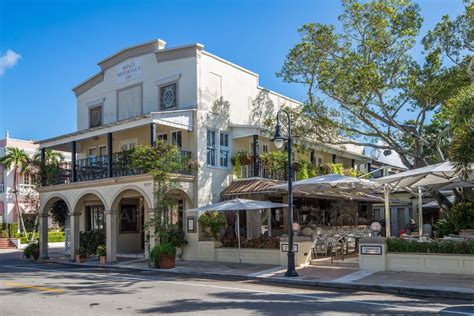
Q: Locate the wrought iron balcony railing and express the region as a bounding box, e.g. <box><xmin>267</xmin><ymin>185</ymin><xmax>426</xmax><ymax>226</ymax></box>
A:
<box><xmin>42</xmin><ymin>149</ymin><xmax>193</xmax><ymax>186</ymax></box>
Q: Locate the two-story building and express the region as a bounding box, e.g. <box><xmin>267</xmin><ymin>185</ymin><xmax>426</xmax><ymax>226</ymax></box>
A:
<box><xmin>0</xmin><ymin>133</ymin><xmax>38</xmax><ymax>229</ymax></box>
<box><xmin>36</xmin><ymin>39</ymin><xmax>373</xmax><ymax>261</ymax></box>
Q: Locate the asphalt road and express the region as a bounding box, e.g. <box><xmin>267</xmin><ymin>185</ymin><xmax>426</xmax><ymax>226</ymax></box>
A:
<box><xmin>0</xmin><ymin>252</ymin><xmax>473</xmax><ymax>315</ymax></box>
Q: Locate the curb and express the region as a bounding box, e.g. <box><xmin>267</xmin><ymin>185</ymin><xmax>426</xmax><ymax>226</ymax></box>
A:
<box><xmin>48</xmin><ymin>260</ymin><xmax>474</xmax><ymax>301</ymax></box>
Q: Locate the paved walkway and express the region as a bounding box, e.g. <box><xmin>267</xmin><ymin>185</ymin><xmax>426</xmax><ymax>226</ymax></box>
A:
<box><xmin>7</xmin><ymin>248</ymin><xmax>474</xmax><ymax>300</ymax></box>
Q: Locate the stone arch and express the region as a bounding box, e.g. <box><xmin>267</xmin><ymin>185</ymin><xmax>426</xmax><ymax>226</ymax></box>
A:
<box><xmin>170</xmin><ymin>188</ymin><xmax>193</xmax><ymax>208</ymax></box>
<box><xmin>72</xmin><ymin>189</ymin><xmax>109</xmax><ymax>213</ymax></box>
<box><xmin>40</xmin><ymin>193</ymin><xmax>72</xmax><ymax>216</ymax></box>
<box><xmin>110</xmin><ymin>185</ymin><xmax>152</xmax><ymax>211</ymax></box>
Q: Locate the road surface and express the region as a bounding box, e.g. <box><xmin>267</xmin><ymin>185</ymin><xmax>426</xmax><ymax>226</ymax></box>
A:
<box><xmin>0</xmin><ymin>251</ymin><xmax>473</xmax><ymax>315</ymax></box>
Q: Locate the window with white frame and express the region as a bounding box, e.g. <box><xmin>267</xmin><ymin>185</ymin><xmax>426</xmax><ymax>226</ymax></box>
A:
<box><xmin>220</xmin><ymin>132</ymin><xmax>229</xmax><ymax>167</ymax></box>
<box><xmin>171</xmin><ymin>131</ymin><xmax>182</xmax><ymax>148</ymax></box>
<box><xmin>99</xmin><ymin>145</ymin><xmax>107</xmax><ymax>157</ymax></box>
<box><xmin>88</xmin><ymin>147</ymin><xmax>97</xmax><ymax>158</ymax></box>
<box><xmin>119</xmin><ymin>139</ymin><xmax>137</xmax><ymax>151</ymax></box>
<box><xmin>157</xmin><ymin>133</ymin><xmax>168</xmax><ymax>143</ymax></box>
<box><xmin>207</xmin><ymin>130</ymin><xmax>216</xmax><ymax>166</ymax></box>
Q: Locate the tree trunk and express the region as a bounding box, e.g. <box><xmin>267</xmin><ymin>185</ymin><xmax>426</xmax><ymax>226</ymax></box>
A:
<box><xmin>12</xmin><ymin>169</ymin><xmax>28</xmax><ymax>239</ymax></box>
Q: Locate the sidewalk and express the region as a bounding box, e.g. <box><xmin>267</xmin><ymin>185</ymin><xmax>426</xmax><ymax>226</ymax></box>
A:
<box><xmin>49</xmin><ymin>254</ymin><xmax>474</xmax><ymax>300</ymax></box>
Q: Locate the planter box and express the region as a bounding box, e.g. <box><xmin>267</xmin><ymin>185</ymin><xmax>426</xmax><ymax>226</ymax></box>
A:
<box><xmin>215</xmin><ymin>248</ymin><xmax>280</xmax><ymax>265</ymax></box>
<box><xmin>387</xmin><ymin>252</ymin><xmax>474</xmax><ymax>275</ymax></box>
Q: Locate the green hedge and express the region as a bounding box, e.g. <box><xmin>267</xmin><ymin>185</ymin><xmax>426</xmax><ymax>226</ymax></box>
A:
<box><xmin>387</xmin><ymin>238</ymin><xmax>474</xmax><ymax>255</ymax></box>
<box><xmin>19</xmin><ymin>232</ymin><xmax>64</xmax><ymax>244</ymax></box>
<box><xmin>8</xmin><ymin>223</ymin><xmax>18</xmax><ymax>238</ymax></box>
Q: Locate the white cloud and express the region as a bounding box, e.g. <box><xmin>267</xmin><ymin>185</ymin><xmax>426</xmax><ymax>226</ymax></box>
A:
<box><xmin>0</xmin><ymin>50</ymin><xmax>22</xmax><ymax>76</ymax></box>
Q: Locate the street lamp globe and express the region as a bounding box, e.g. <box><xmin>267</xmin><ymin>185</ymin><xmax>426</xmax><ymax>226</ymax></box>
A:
<box><xmin>274</xmin><ymin>138</ymin><xmax>284</xmax><ymax>149</ymax></box>
<box><xmin>273</xmin><ymin>124</ymin><xmax>284</xmax><ymax>149</ymax></box>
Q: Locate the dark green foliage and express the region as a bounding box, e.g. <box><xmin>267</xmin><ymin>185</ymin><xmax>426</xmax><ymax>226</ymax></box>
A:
<box><xmin>79</xmin><ymin>229</ymin><xmax>105</xmax><ymax>256</ymax></box>
<box><xmin>8</xmin><ymin>223</ymin><xmax>18</xmax><ymax>238</ymax></box>
<box><xmin>75</xmin><ymin>246</ymin><xmax>87</xmax><ymax>258</ymax></box>
<box><xmin>23</xmin><ymin>242</ymin><xmax>39</xmax><ymax>259</ymax></box>
<box><xmin>150</xmin><ymin>242</ymin><xmax>177</xmax><ymax>262</ymax></box>
<box><xmin>435</xmin><ymin>202</ymin><xmax>474</xmax><ymax>237</ymax></box>
<box><xmin>221</xmin><ymin>236</ymin><xmax>280</xmax><ymax>249</ymax></box>
<box><xmin>96</xmin><ymin>245</ymin><xmax>106</xmax><ymax>257</ymax></box>
<box><xmin>387</xmin><ymin>238</ymin><xmax>474</xmax><ymax>255</ymax></box>
<box><xmin>160</xmin><ymin>225</ymin><xmax>188</xmax><ymax>248</ymax></box>
<box><xmin>49</xmin><ymin>200</ymin><xmax>68</xmax><ymax>227</ymax></box>
<box><xmin>199</xmin><ymin>211</ymin><xmax>227</xmax><ymax>239</ymax></box>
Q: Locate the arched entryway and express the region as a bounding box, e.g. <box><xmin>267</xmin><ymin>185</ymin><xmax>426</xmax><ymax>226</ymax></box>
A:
<box><xmin>110</xmin><ymin>186</ymin><xmax>152</xmax><ymax>259</ymax></box>
<box><xmin>70</xmin><ymin>190</ymin><xmax>108</xmax><ymax>261</ymax></box>
<box><xmin>39</xmin><ymin>194</ymin><xmax>72</xmax><ymax>259</ymax></box>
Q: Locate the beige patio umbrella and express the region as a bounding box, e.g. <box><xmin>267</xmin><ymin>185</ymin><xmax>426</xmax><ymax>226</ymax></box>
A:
<box><xmin>374</xmin><ymin>162</ymin><xmax>474</xmax><ymax>237</ymax></box>
<box><xmin>187</xmin><ymin>198</ymin><xmax>288</xmax><ymax>263</ymax></box>
<box><xmin>271</xmin><ymin>174</ymin><xmax>378</xmax><ymax>193</ymax></box>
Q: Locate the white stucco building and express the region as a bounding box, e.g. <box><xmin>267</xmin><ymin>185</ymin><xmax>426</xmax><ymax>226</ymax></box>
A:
<box><xmin>37</xmin><ymin>39</ymin><xmax>373</xmax><ymax>262</ymax></box>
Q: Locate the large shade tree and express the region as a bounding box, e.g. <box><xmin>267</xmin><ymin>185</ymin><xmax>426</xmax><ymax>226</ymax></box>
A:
<box><xmin>276</xmin><ymin>0</ymin><xmax>473</xmax><ymax>208</ymax></box>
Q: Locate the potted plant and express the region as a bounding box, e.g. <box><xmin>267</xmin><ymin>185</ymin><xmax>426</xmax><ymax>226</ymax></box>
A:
<box><xmin>199</xmin><ymin>211</ymin><xmax>227</xmax><ymax>239</ymax></box>
<box><xmin>149</xmin><ymin>242</ymin><xmax>177</xmax><ymax>269</ymax></box>
<box><xmin>75</xmin><ymin>246</ymin><xmax>87</xmax><ymax>263</ymax></box>
<box><xmin>96</xmin><ymin>245</ymin><xmax>106</xmax><ymax>265</ymax></box>
<box><xmin>23</xmin><ymin>242</ymin><xmax>39</xmax><ymax>260</ymax></box>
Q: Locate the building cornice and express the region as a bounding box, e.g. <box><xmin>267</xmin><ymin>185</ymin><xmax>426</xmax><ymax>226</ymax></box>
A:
<box><xmin>72</xmin><ymin>39</ymin><xmax>166</xmax><ymax>97</ymax></box>
<box><xmin>97</xmin><ymin>39</ymin><xmax>166</xmax><ymax>71</ymax></box>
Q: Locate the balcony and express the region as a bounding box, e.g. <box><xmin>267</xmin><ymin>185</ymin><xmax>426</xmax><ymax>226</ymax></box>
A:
<box><xmin>239</xmin><ymin>163</ymin><xmax>288</xmax><ymax>181</ymax></box>
<box><xmin>42</xmin><ymin>149</ymin><xmax>193</xmax><ymax>186</ymax></box>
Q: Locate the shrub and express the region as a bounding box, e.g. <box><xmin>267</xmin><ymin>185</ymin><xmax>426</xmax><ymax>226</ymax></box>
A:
<box><xmin>8</xmin><ymin>223</ymin><xmax>18</xmax><ymax>238</ymax></box>
<box><xmin>75</xmin><ymin>246</ymin><xmax>87</xmax><ymax>258</ymax></box>
<box><xmin>79</xmin><ymin>229</ymin><xmax>105</xmax><ymax>256</ymax></box>
<box><xmin>199</xmin><ymin>211</ymin><xmax>226</xmax><ymax>239</ymax></box>
<box><xmin>96</xmin><ymin>245</ymin><xmax>106</xmax><ymax>257</ymax></box>
<box><xmin>160</xmin><ymin>226</ymin><xmax>187</xmax><ymax>248</ymax></box>
<box><xmin>387</xmin><ymin>238</ymin><xmax>474</xmax><ymax>255</ymax></box>
<box><xmin>220</xmin><ymin>235</ymin><xmax>280</xmax><ymax>249</ymax></box>
<box><xmin>149</xmin><ymin>242</ymin><xmax>176</xmax><ymax>262</ymax></box>
<box><xmin>435</xmin><ymin>201</ymin><xmax>474</xmax><ymax>237</ymax></box>
<box><xmin>23</xmin><ymin>242</ymin><xmax>39</xmax><ymax>259</ymax></box>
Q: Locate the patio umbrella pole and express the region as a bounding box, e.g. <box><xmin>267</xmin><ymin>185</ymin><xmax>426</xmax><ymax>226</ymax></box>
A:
<box><xmin>236</xmin><ymin>210</ymin><xmax>241</xmax><ymax>264</ymax></box>
<box><xmin>418</xmin><ymin>187</ymin><xmax>423</xmax><ymax>237</ymax></box>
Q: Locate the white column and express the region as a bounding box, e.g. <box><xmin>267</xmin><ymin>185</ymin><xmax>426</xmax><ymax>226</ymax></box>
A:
<box><xmin>39</xmin><ymin>214</ymin><xmax>49</xmax><ymax>259</ymax></box>
<box><xmin>418</xmin><ymin>187</ymin><xmax>423</xmax><ymax>237</ymax></box>
<box><xmin>146</xmin><ymin>208</ymin><xmax>156</xmax><ymax>256</ymax></box>
<box><xmin>105</xmin><ymin>209</ymin><xmax>117</xmax><ymax>262</ymax></box>
<box><xmin>267</xmin><ymin>209</ymin><xmax>272</xmax><ymax>237</ymax></box>
<box><xmin>384</xmin><ymin>184</ymin><xmax>391</xmax><ymax>238</ymax></box>
<box><xmin>69</xmin><ymin>212</ymin><xmax>80</xmax><ymax>261</ymax></box>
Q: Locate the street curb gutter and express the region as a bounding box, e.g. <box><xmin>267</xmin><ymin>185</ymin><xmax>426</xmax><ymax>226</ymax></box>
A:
<box><xmin>47</xmin><ymin>260</ymin><xmax>474</xmax><ymax>301</ymax></box>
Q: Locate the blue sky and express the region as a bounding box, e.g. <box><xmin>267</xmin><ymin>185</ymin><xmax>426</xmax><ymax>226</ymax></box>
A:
<box><xmin>0</xmin><ymin>0</ymin><xmax>465</xmax><ymax>141</ymax></box>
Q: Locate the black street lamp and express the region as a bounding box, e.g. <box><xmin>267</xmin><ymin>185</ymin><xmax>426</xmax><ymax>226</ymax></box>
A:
<box><xmin>273</xmin><ymin>109</ymin><xmax>298</xmax><ymax>277</ymax></box>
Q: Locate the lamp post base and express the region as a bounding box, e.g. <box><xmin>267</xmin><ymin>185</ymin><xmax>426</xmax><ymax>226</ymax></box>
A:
<box><xmin>285</xmin><ymin>269</ymin><xmax>299</xmax><ymax>277</ymax></box>
<box><xmin>285</xmin><ymin>251</ymin><xmax>299</xmax><ymax>277</ymax></box>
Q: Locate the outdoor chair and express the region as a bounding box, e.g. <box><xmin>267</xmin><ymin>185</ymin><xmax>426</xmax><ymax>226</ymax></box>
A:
<box><xmin>312</xmin><ymin>238</ymin><xmax>329</xmax><ymax>259</ymax></box>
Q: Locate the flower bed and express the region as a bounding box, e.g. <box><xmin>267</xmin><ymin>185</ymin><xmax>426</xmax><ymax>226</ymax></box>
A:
<box><xmin>387</xmin><ymin>238</ymin><xmax>474</xmax><ymax>255</ymax></box>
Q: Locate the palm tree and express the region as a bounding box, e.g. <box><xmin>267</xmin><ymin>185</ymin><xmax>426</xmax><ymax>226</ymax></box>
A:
<box><xmin>33</xmin><ymin>149</ymin><xmax>65</xmax><ymax>166</ymax></box>
<box><xmin>0</xmin><ymin>147</ymin><xmax>31</xmax><ymax>237</ymax></box>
